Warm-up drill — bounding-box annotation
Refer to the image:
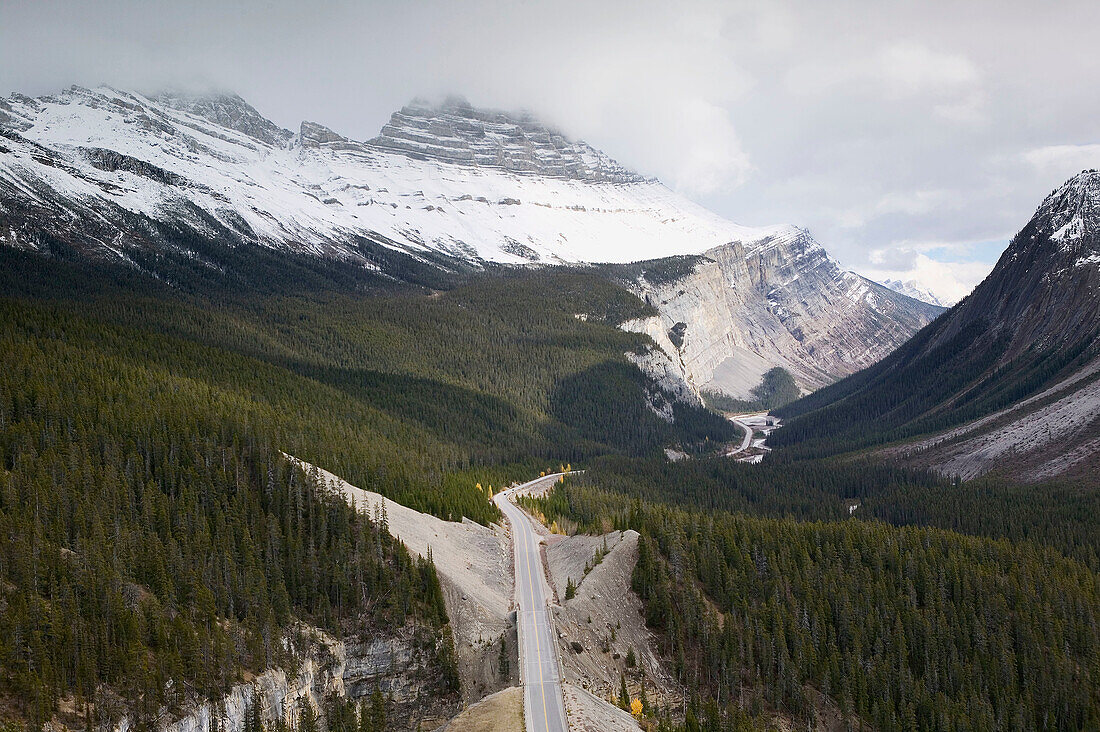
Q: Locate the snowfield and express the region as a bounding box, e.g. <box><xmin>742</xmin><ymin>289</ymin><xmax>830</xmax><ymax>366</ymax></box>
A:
<box><xmin>0</xmin><ymin>86</ymin><xmax>791</xmax><ymax>266</ymax></box>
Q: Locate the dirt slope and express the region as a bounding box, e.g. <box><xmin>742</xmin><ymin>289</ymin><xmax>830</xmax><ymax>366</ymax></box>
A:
<box><xmin>286</xmin><ymin>456</ymin><xmax>517</xmax><ymax>704</ymax></box>
<box><xmin>563</xmin><ymin>684</ymin><xmax>642</xmax><ymax>731</ymax></box>
<box><xmin>437</xmin><ymin>686</ymin><xmax>524</xmax><ymax>732</ymax></box>
<box><xmin>541</xmin><ymin>529</ymin><xmax>679</xmax><ymax>714</ymax></box>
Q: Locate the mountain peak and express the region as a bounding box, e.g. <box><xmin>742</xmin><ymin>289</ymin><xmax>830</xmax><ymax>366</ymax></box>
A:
<box><xmin>1032</xmin><ymin>169</ymin><xmax>1100</xmax><ymax>250</ymax></box>
<box><xmin>881</xmin><ymin>279</ymin><xmax>954</xmax><ymax>307</ymax></box>
<box><xmin>368</xmin><ymin>96</ymin><xmax>648</xmax><ymax>183</ymax></box>
<box><xmin>151</xmin><ymin>89</ymin><xmax>294</xmax><ymax>147</ymax></box>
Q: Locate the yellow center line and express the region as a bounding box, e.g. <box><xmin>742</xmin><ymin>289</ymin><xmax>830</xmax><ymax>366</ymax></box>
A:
<box><xmin>513</xmin><ymin>478</ymin><xmax>556</xmax><ymax>732</ymax></box>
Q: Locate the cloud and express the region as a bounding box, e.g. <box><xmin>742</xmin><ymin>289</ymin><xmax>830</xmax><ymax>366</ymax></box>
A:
<box><xmin>657</xmin><ymin>100</ymin><xmax>753</xmax><ymax>195</ymax></box>
<box><xmin>1022</xmin><ymin>144</ymin><xmax>1100</xmax><ymax>174</ymax></box>
<box><xmin>878</xmin><ymin>42</ymin><xmax>980</xmax><ymax>96</ymax></box>
<box><xmin>859</xmin><ymin>252</ymin><xmax>994</xmax><ymax>305</ymax></box>
<box><xmin>785</xmin><ymin>41</ymin><xmax>981</xmax><ymax>100</ymax></box>
<box><xmin>2</xmin><ymin>0</ymin><xmax>1097</xmax><ymax>283</ymax></box>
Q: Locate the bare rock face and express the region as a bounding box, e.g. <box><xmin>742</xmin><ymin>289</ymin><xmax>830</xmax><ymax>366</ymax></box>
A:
<box><xmin>368</xmin><ymin>96</ymin><xmax>648</xmax><ymax>183</ymax></box>
<box><xmin>153</xmin><ymin>89</ymin><xmax>295</xmax><ymax>147</ymax></box>
<box><xmin>116</xmin><ymin>625</ymin><xmax>450</xmax><ymax>732</ymax></box>
<box><xmin>620</xmin><ymin>228</ymin><xmax>945</xmax><ymax>398</ymax></box>
<box><xmin>299</xmin><ymin>120</ymin><xmax>348</xmax><ymax>148</ymax></box>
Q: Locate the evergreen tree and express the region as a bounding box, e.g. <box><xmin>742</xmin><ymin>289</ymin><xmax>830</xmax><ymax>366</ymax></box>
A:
<box><xmin>498</xmin><ymin>636</ymin><xmax>510</xmax><ymax>679</ymax></box>
<box><xmin>296</xmin><ymin>699</ymin><xmax>317</xmax><ymax>732</ymax></box>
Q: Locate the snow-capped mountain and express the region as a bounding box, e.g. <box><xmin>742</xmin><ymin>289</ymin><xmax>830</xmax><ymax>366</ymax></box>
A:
<box><xmin>0</xmin><ymin>86</ymin><xmax>943</xmax><ymax>396</ymax></box>
<box><xmin>881</xmin><ymin>279</ymin><xmax>954</xmax><ymax>307</ymax></box>
<box><xmin>0</xmin><ymin>86</ymin><xmax>784</xmax><ymax>267</ymax></box>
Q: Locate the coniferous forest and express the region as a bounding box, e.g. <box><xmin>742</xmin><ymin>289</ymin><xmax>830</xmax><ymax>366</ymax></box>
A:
<box><xmin>0</xmin><ymin>252</ymin><xmax>733</xmax><ymax>729</ymax></box>
<box><xmin>527</xmin><ymin>479</ymin><xmax>1100</xmax><ymax>731</ymax></box>
<box><xmin>3</xmin><ymin>248</ymin><xmax>1100</xmax><ymax>731</ymax></box>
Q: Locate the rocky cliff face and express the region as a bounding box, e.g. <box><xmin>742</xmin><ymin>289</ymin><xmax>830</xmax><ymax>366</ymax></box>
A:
<box><xmin>369</xmin><ymin>96</ymin><xmax>647</xmax><ymax>183</ymax></box>
<box><xmin>615</xmin><ymin>228</ymin><xmax>944</xmax><ymax>398</ymax></box>
<box><xmin>113</xmin><ymin>624</ymin><xmax>453</xmax><ymax>732</ymax></box>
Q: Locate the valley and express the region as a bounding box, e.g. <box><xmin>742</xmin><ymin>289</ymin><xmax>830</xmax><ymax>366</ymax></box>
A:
<box><xmin>1</xmin><ymin>80</ymin><xmax>1099</xmax><ymax>732</ymax></box>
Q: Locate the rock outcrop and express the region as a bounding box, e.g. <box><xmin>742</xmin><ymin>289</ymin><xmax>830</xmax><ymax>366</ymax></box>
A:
<box><xmin>615</xmin><ymin>228</ymin><xmax>945</xmax><ymax>397</ymax></box>
<box><xmin>115</xmin><ymin>625</ymin><xmax>450</xmax><ymax>732</ymax></box>
<box><xmin>368</xmin><ymin>96</ymin><xmax>647</xmax><ymax>183</ymax></box>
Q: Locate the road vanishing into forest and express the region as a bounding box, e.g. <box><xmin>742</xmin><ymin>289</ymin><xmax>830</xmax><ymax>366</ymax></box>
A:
<box><xmin>728</xmin><ymin>418</ymin><xmax>753</xmax><ymax>454</ymax></box>
<box><xmin>727</xmin><ymin>411</ymin><xmax>765</xmax><ymax>455</ymax></box>
<box><xmin>495</xmin><ymin>475</ymin><xmax>570</xmax><ymax>732</ymax></box>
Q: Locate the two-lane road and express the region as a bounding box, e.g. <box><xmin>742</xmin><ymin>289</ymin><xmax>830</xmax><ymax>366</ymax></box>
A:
<box><xmin>495</xmin><ymin>476</ymin><xmax>569</xmax><ymax>732</ymax></box>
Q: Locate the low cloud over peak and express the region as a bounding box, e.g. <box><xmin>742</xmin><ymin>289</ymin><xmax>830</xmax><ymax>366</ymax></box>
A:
<box><xmin>3</xmin><ymin>0</ymin><xmax>1097</xmax><ymax>302</ymax></box>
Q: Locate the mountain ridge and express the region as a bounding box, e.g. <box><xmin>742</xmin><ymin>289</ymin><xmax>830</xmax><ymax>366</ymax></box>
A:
<box><xmin>881</xmin><ymin>278</ymin><xmax>954</xmax><ymax>307</ymax></box>
<box><xmin>774</xmin><ymin>169</ymin><xmax>1100</xmax><ymax>480</ymax></box>
<box><xmin>0</xmin><ymin>84</ymin><xmax>942</xmax><ymax>396</ymax></box>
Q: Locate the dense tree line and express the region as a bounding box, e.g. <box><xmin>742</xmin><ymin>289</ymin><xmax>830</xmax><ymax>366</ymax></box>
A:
<box><xmin>1</xmin><ymin>254</ymin><xmax>732</xmax><ymax>478</ymax></box>
<box><xmin>551</xmin><ymin>362</ymin><xmax>735</xmax><ymax>459</ymax></box>
<box><xmin>530</xmin><ymin>483</ymin><xmax>1100</xmax><ymax>730</ymax></box>
<box><xmin>565</xmin><ymin>455</ymin><xmax>1100</xmax><ymax>571</ymax></box>
<box><xmin>0</xmin><ymin>303</ymin><xmax>458</xmax><ymax>729</ymax></box>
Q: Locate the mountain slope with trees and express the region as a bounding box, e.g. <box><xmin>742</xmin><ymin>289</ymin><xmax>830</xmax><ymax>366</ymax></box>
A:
<box><xmin>0</xmin><ymin>248</ymin><xmax>737</xmax><ymax>730</ymax></box>
<box><xmin>773</xmin><ymin>171</ymin><xmax>1100</xmax><ymax>481</ymax></box>
<box><xmin>528</xmin><ymin>479</ymin><xmax>1100</xmax><ymax>731</ymax></box>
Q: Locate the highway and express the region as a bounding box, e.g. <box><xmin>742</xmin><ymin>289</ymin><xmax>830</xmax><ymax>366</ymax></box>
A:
<box><xmin>727</xmin><ymin>417</ymin><xmax>753</xmax><ymax>455</ymax></box>
<box><xmin>495</xmin><ymin>475</ymin><xmax>570</xmax><ymax>732</ymax></box>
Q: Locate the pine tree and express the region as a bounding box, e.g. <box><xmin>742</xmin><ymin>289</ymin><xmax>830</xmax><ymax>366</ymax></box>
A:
<box><xmin>296</xmin><ymin>698</ymin><xmax>317</xmax><ymax>732</ymax></box>
<box><xmin>367</xmin><ymin>688</ymin><xmax>385</xmax><ymax>732</ymax></box>
<box><xmin>245</xmin><ymin>691</ymin><xmax>266</xmax><ymax>732</ymax></box>
<box><xmin>498</xmin><ymin>636</ymin><xmax>510</xmax><ymax>679</ymax></box>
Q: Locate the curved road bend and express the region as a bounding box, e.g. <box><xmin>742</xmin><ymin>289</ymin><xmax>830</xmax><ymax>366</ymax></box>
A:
<box><xmin>495</xmin><ymin>475</ymin><xmax>570</xmax><ymax>732</ymax></box>
<box><xmin>727</xmin><ymin>417</ymin><xmax>753</xmax><ymax>455</ymax></box>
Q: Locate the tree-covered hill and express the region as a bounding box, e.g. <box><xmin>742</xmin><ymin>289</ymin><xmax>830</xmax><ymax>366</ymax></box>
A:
<box><xmin>0</xmin><ymin>304</ymin><xmax>458</xmax><ymax>727</ymax></box>
<box><xmin>528</xmin><ymin>480</ymin><xmax>1100</xmax><ymax>731</ymax></box>
<box><xmin>0</xmin><ymin>249</ymin><xmax>734</xmax><ymax>729</ymax></box>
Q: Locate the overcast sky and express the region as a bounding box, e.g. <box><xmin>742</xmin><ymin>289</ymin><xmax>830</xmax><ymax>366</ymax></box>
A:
<box><xmin>3</xmin><ymin>0</ymin><xmax>1099</xmax><ymax>302</ymax></box>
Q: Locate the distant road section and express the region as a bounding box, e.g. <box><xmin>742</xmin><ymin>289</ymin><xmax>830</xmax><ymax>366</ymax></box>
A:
<box><xmin>496</xmin><ymin>475</ymin><xmax>570</xmax><ymax>732</ymax></box>
<box><xmin>726</xmin><ymin>412</ymin><xmax>780</xmax><ymax>463</ymax></box>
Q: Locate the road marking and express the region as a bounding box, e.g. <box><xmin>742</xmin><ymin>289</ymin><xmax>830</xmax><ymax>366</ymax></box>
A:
<box><xmin>502</xmin><ymin>475</ymin><xmax>568</xmax><ymax>732</ymax></box>
<box><xmin>522</xmin><ymin>511</ymin><xmax>551</xmax><ymax>732</ymax></box>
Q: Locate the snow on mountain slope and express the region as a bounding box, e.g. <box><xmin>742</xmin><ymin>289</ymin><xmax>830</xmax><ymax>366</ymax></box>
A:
<box><xmin>0</xmin><ymin>86</ymin><xmax>785</xmax><ymax>267</ymax></box>
<box><xmin>0</xmin><ymin>87</ymin><xmax>944</xmax><ymax>398</ymax></box>
<box><xmin>881</xmin><ymin>279</ymin><xmax>954</xmax><ymax>307</ymax></box>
